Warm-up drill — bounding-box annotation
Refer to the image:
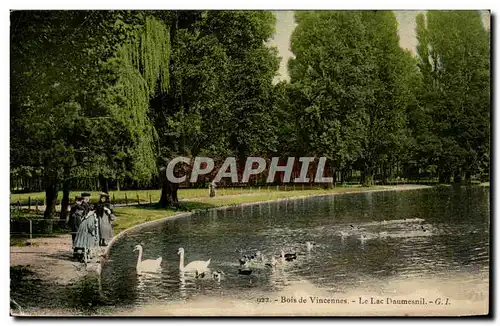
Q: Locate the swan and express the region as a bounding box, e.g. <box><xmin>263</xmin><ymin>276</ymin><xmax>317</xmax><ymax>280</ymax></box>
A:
<box><xmin>133</xmin><ymin>245</ymin><xmax>162</xmax><ymax>274</ymax></box>
<box><xmin>178</xmin><ymin>247</ymin><xmax>211</xmax><ymax>274</ymax></box>
<box><xmin>306</xmin><ymin>242</ymin><xmax>314</xmax><ymax>251</ymax></box>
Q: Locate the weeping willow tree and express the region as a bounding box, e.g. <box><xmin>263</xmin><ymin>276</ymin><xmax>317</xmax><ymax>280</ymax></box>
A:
<box><xmin>104</xmin><ymin>16</ymin><xmax>171</xmax><ymax>184</ymax></box>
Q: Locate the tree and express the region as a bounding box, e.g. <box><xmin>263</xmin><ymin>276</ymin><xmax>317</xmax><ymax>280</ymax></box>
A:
<box><xmin>11</xmin><ymin>11</ymin><xmax>171</xmax><ymax>219</ymax></box>
<box><xmin>358</xmin><ymin>11</ymin><xmax>419</xmax><ymax>185</ymax></box>
<box><xmin>152</xmin><ymin>11</ymin><xmax>280</xmax><ymax>207</ymax></box>
<box><xmin>288</xmin><ymin>11</ymin><xmax>375</xmax><ymax>184</ymax></box>
<box><xmin>414</xmin><ymin>11</ymin><xmax>490</xmax><ymax>183</ymax></box>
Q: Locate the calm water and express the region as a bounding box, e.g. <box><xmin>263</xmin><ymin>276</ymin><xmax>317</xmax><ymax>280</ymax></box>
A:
<box><xmin>101</xmin><ymin>186</ymin><xmax>490</xmax><ymax>309</ymax></box>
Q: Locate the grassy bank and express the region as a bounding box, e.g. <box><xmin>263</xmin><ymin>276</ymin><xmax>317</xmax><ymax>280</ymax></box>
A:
<box><xmin>111</xmin><ymin>185</ymin><xmax>382</xmax><ymax>235</ymax></box>
<box><xmin>12</xmin><ymin>184</ymin><xmax>438</xmax><ymax>245</ymax></box>
<box><xmin>10</xmin><ymin>185</ymin><xmax>335</xmax><ymax>206</ymax></box>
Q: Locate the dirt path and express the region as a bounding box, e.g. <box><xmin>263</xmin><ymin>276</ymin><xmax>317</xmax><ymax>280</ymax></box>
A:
<box><xmin>9</xmin><ymin>235</ymin><xmax>99</xmax><ymax>285</ymax></box>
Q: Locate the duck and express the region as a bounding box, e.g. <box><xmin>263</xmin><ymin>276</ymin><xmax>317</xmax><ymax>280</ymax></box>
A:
<box><xmin>255</xmin><ymin>251</ymin><xmax>265</xmax><ymax>262</ymax></box>
<box><xmin>239</xmin><ymin>257</ymin><xmax>249</xmax><ymax>266</ymax></box>
<box><xmin>340</xmin><ymin>231</ymin><xmax>349</xmax><ymax>239</ymax></box>
<box><xmin>265</xmin><ymin>256</ymin><xmax>278</xmax><ymax>268</ymax></box>
<box><xmin>133</xmin><ymin>245</ymin><xmax>162</xmax><ymax>274</ymax></box>
<box><xmin>378</xmin><ymin>232</ymin><xmax>388</xmax><ymax>238</ymax></box>
<box><xmin>306</xmin><ymin>242</ymin><xmax>314</xmax><ymax>251</ymax></box>
<box><xmin>238</xmin><ymin>268</ymin><xmax>252</xmax><ymax>275</ymax></box>
<box><xmin>281</xmin><ymin>250</ymin><xmax>297</xmax><ymax>262</ymax></box>
<box><xmin>212</xmin><ymin>270</ymin><xmax>225</xmax><ymax>282</ymax></box>
<box><xmin>177</xmin><ymin>247</ymin><xmax>211</xmax><ymax>274</ymax></box>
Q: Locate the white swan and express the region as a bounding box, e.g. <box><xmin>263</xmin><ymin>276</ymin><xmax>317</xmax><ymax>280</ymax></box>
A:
<box><xmin>178</xmin><ymin>247</ymin><xmax>211</xmax><ymax>274</ymax></box>
<box><xmin>133</xmin><ymin>245</ymin><xmax>162</xmax><ymax>274</ymax></box>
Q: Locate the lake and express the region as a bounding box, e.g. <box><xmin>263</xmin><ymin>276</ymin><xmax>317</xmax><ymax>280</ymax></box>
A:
<box><xmin>101</xmin><ymin>185</ymin><xmax>490</xmax><ymax>316</ymax></box>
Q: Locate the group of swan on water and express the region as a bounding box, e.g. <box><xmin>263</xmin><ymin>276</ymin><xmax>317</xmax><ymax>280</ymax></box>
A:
<box><xmin>132</xmin><ymin>241</ymin><xmax>315</xmax><ymax>280</ymax></box>
<box><xmin>134</xmin><ymin>245</ymin><xmax>211</xmax><ymax>275</ymax></box>
<box><xmin>133</xmin><ymin>219</ymin><xmax>428</xmax><ymax>277</ymax></box>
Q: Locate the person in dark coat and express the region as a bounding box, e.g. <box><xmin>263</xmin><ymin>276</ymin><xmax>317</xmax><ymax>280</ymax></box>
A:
<box><xmin>68</xmin><ymin>196</ymin><xmax>85</xmax><ymax>247</ymax></box>
<box><xmin>96</xmin><ymin>193</ymin><xmax>116</xmax><ymax>246</ymax></box>
<box><xmin>73</xmin><ymin>204</ymin><xmax>99</xmax><ymax>263</ymax></box>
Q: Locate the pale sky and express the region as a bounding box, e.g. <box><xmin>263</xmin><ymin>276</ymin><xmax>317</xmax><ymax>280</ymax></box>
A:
<box><xmin>269</xmin><ymin>10</ymin><xmax>491</xmax><ymax>82</ymax></box>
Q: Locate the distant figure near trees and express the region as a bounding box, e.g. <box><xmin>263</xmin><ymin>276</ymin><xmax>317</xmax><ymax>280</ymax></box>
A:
<box><xmin>96</xmin><ymin>192</ymin><xmax>116</xmax><ymax>246</ymax></box>
<box><xmin>209</xmin><ymin>180</ymin><xmax>216</xmax><ymax>197</ymax></box>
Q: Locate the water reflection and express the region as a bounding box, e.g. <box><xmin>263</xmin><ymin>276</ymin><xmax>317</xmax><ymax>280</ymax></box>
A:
<box><xmin>102</xmin><ymin>186</ymin><xmax>489</xmax><ymax>310</ymax></box>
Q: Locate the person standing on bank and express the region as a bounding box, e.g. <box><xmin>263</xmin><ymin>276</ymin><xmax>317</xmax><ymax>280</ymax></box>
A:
<box><xmin>68</xmin><ymin>196</ymin><xmax>85</xmax><ymax>247</ymax></box>
<box><xmin>209</xmin><ymin>180</ymin><xmax>216</xmax><ymax>197</ymax></box>
<box><xmin>73</xmin><ymin>204</ymin><xmax>99</xmax><ymax>263</ymax></box>
<box><xmin>96</xmin><ymin>192</ymin><xmax>116</xmax><ymax>246</ymax></box>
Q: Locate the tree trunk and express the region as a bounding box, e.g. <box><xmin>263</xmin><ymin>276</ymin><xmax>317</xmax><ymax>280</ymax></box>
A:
<box><xmin>44</xmin><ymin>183</ymin><xmax>58</xmax><ymax>220</ymax></box>
<box><xmin>465</xmin><ymin>171</ymin><xmax>472</xmax><ymax>184</ymax></box>
<box><xmin>59</xmin><ymin>180</ymin><xmax>70</xmax><ymax>224</ymax></box>
<box><xmin>439</xmin><ymin>171</ymin><xmax>451</xmax><ymax>184</ymax></box>
<box><xmin>363</xmin><ymin>166</ymin><xmax>374</xmax><ymax>187</ymax></box>
<box><xmin>453</xmin><ymin>170</ymin><xmax>463</xmax><ymax>184</ymax></box>
<box><xmin>159</xmin><ymin>169</ymin><xmax>180</xmax><ymax>208</ymax></box>
<box><xmin>99</xmin><ymin>174</ymin><xmax>109</xmax><ymax>193</ymax></box>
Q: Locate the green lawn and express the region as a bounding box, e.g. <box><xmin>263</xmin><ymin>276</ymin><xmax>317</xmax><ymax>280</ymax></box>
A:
<box><xmin>10</xmin><ymin>184</ymin><xmax>346</xmax><ymax>206</ymax></box>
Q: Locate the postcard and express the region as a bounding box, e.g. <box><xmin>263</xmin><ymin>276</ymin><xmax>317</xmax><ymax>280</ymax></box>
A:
<box><xmin>9</xmin><ymin>10</ymin><xmax>490</xmax><ymax>317</ymax></box>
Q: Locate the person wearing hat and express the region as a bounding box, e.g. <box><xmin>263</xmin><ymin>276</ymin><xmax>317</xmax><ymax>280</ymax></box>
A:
<box><xmin>96</xmin><ymin>192</ymin><xmax>116</xmax><ymax>246</ymax></box>
<box><xmin>73</xmin><ymin>203</ymin><xmax>99</xmax><ymax>263</ymax></box>
<box><xmin>81</xmin><ymin>192</ymin><xmax>91</xmax><ymax>210</ymax></box>
<box><xmin>68</xmin><ymin>196</ymin><xmax>85</xmax><ymax>248</ymax></box>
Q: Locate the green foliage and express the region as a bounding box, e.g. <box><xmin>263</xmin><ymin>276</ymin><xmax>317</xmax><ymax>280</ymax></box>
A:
<box><xmin>153</xmin><ymin>11</ymin><xmax>281</xmax><ymax>168</ymax></box>
<box><xmin>11</xmin><ymin>12</ymin><xmax>172</xmax><ymax>189</ymax></box>
<box><xmin>413</xmin><ymin>11</ymin><xmax>490</xmax><ymax>180</ymax></box>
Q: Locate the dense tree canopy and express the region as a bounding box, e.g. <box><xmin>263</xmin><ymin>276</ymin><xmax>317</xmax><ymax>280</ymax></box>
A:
<box><xmin>10</xmin><ymin>10</ymin><xmax>490</xmax><ymax>215</ymax></box>
<box><xmin>413</xmin><ymin>11</ymin><xmax>490</xmax><ymax>183</ymax></box>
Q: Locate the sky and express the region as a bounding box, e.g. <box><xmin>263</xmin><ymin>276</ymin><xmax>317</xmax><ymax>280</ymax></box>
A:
<box><xmin>269</xmin><ymin>10</ymin><xmax>491</xmax><ymax>82</ymax></box>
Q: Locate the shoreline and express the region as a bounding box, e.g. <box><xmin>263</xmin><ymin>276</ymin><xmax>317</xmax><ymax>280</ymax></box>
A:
<box><xmin>104</xmin><ymin>184</ymin><xmax>432</xmax><ymax>258</ymax></box>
